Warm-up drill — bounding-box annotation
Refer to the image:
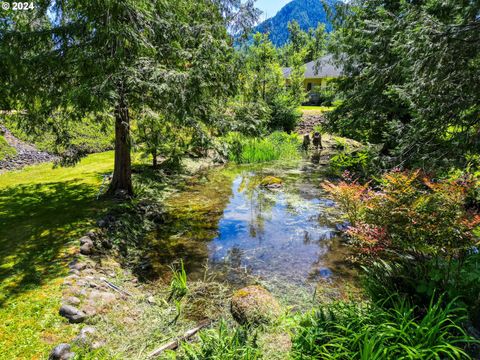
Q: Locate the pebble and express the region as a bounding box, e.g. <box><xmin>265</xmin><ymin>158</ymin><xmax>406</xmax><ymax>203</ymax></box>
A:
<box><xmin>92</xmin><ymin>341</ymin><xmax>105</xmax><ymax>350</ymax></box>
<box><xmin>82</xmin><ymin>304</ymin><xmax>97</xmax><ymax>317</ymax></box>
<box><xmin>48</xmin><ymin>343</ymin><xmax>74</xmax><ymax>360</ymax></box>
<box><xmin>72</xmin><ymin>262</ymin><xmax>87</xmax><ymax>271</ymax></box>
<box><xmin>88</xmin><ymin>290</ymin><xmax>116</xmax><ymax>304</ymax></box>
<box><xmin>80</xmin><ymin>238</ymin><xmax>94</xmax><ymax>255</ymax></box>
<box><xmin>59</xmin><ymin>304</ymin><xmax>87</xmax><ymax>323</ymax></box>
<box><xmin>76</xmin><ymin>280</ymin><xmax>88</xmax><ymax>287</ymax></box>
<box><xmin>65</xmin><ymin>296</ymin><xmax>81</xmax><ymax>306</ymax></box>
<box><xmin>74</xmin><ymin>326</ymin><xmax>96</xmax><ymax>347</ymax></box>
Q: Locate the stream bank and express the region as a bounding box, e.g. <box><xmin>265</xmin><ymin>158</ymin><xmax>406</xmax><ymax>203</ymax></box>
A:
<box><xmin>54</xmin><ymin>132</ymin><xmax>363</xmax><ymax>359</ymax></box>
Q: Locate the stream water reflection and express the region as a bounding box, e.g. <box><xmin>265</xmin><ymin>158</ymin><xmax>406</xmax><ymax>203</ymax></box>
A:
<box><xmin>149</xmin><ymin>160</ymin><xmax>357</xmax><ymax>303</ymax></box>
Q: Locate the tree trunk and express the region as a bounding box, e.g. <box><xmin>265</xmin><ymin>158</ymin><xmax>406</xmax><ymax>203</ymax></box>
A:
<box><xmin>107</xmin><ymin>94</ymin><xmax>133</xmax><ymax>197</ymax></box>
<box><xmin>152</xmin><ymin>148</ymin><xmax>157</xmax><ymax>168</ymax></box>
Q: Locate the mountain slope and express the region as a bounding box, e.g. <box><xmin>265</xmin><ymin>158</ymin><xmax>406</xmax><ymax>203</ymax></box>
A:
<box><xmin>255</xmin><ymin>0</ymin><xmax>338</xmax><ymax>46</ymax></box>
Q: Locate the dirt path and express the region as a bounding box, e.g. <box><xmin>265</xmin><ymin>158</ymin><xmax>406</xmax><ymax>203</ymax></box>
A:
<box><xmin>296</xmin><ymin>111</ymin><xmax>325</xmax><ymax>135</ymax></box>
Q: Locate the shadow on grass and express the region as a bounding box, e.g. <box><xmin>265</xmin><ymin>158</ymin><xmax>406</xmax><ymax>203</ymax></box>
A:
<box><xmin>0</xmin><ymin>180</ymin><xmax>108</xmax><ymax>306</ymax></box>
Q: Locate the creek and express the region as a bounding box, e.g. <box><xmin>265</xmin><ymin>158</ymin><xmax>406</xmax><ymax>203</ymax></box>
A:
<box><xmin>148</xmin><ymin>158</ymin><xmax>358</xmax><ymax>304</ymax></box>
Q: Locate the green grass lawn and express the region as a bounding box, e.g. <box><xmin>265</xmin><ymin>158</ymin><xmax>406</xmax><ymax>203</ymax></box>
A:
<box><xmin>300</xmin><ymin>105</ymin><xmax>335</xmax><ymax>113</ymax></box>
<box><xmin>0</xmin><ymin>152</ymin><xmax>114</xmax><ymax>359</ymax></box>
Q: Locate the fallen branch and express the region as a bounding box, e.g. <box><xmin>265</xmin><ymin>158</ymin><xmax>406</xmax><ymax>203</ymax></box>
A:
<box><xmin>147</xmin><ymin>319</ymin><xmax>211</xmax><ymax>358</ymax></box>
<box><xmin>103</xmin><ymin>279</ymin><xmax>133</xmax><ymax>297</ymax></box>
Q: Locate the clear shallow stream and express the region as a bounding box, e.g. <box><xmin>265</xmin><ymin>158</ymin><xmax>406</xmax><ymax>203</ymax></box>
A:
<box><xmin>148</xmin><ymin>158</ymin><xmax>357</xmax><ymax>303</ymax></box>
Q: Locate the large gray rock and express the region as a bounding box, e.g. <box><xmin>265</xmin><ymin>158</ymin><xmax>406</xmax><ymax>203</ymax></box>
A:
<box><xmin>230</xmin><ymin>285</ymin><xmax>281</xmax><ymax>325</ymax></box>
<box><xmin>59</xmin><ymin>304</ymin><xmax>87</xmax><ymax>323</ymax></box>
<box><xmin>80</xmin><ymin>237</ymin><xmax>94</xmax><ymax>255</ymax></box>
<box><xmin>79</xmin><ymin>236</ymin><xmax>92</xmax><ymax>245</ymax></box>
<box><xmin>49</xmin><ymin>343</ymin><xmax>74</xmax><ymax>360</ymax></box>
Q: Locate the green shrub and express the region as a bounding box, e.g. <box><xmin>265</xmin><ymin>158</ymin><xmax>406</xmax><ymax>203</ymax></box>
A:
<box><xmin>229</xmin><ymin>101</ymin><xmax>271</xmax><ymax>137</ymax></box>
<box><xmin>293</xmin><ymin>297</ymin><xmax>477</xmax><ymax>359</ymax></box>
<box><xmin>0</xmin><ymin>135</ymin><xmax>16</xmax><ymax>161</ymax></box>
<box><xmin>310</xmin><ymin>85</ymin><xmax>337</xmax><ymax>106</ymax></box>
<box><xmin>224</xmin><ymin>131</ymin><xmax>301</xmax><ymax>164</ymax></box>
<box><xmin>269</xmin><ymin>93</ymin><xmax>302</xmax><ymax>133</ymax></box>
<box><xmin>181</xmin><ymin>321</ymin><xmax>260</xmax><ymax>360</ymax></box>
<box><xmin>328</xmin><ymin>146</ymin><xmax>379</xmax><ymax>179</ymax></box>
<box><xmin>363</xmin><ymin>255</ymin><xmax>480</xmax><ymax>328</ymax></box>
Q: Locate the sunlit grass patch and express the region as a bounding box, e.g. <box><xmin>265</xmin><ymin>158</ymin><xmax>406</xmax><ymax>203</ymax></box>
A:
<box><xmin>225</xmin><ymin>131</ymin><xmax>301</xmax><ymax>164</ymax></box>
<box><xmin>300</xmin><ymin>106</ymin><xmax>335</xmax><ymax>113</ymax></box>
<box><xmin>68</xmin><ymin>259</ymin><xmax>231</xmax><ymax>359</ymax></box>
<box><xmin>0</xmin><ymin>152</ymin><xmax>114</xmax><ymax>359</ymax></box>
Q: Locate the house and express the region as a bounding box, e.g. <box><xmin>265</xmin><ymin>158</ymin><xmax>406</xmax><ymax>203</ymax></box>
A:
<box><xmin>283</xmin><ymin>54</ymin><xmax>342</xmax><ymax>102</ymax></box>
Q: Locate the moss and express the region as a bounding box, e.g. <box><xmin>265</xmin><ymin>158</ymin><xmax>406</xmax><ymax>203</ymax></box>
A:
<box><xmin>260</xmin><ymin>176</ymin><xmax>283</xmax><ymax>187</ymax></box>
<box><xmin>233</xmin><ymin>288</ymin><xmax>251</xmax><ymax>298</ymax></box>
<box><xmin>231</xmin><ymin>285</ymin><xmax>282</xmax><ymax>325</ymax></box>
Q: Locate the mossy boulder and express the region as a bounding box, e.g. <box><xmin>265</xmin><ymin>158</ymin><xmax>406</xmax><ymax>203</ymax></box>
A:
<box><xmin>230</xmin><ymin>285</ymin><xmax>281</xmax><ymax>325</ymax></box>
<box><xmin>260</xmin><ymin>176</ymin><xmax>283</xmax><ymax>189</ymax></box>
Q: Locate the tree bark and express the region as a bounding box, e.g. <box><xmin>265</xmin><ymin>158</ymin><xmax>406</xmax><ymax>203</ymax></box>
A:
<box><xmin>152</xmin><ymin>148</ymin><xmax>157</xmax><ymax>168</ymax></box>
<box><xmin>107</xmin><ymin>93</ymin><xmax>133</xmax><ymax>197</ymax></box>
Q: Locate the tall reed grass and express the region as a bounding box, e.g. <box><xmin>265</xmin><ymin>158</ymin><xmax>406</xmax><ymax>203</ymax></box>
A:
<box><xmin>225</xmin><ymin>131</ymin><xmax>301</xmax><ymax>164</ymax></box>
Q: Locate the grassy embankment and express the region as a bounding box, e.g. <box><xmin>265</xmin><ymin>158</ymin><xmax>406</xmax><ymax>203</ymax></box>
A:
<box><xmin>0</xmin><ymin>152</ymin><xmax>115</xmax><ymax>359</ymax></box>
<box><xmin>0</xmin><ymin>135</ymin><xmax>16</xmax><ymax>161</ymax></box>
<box><xmin>2</xmin><ymin>116</ymin><xmax>114</xmax><ymax>155</ymax></box>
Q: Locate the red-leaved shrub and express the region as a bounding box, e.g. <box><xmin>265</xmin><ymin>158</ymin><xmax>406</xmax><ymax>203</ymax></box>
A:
<box><xmin>323</xmin><ymin>170</ymin><xmax>480</xmax><ymax>261</ymax></box>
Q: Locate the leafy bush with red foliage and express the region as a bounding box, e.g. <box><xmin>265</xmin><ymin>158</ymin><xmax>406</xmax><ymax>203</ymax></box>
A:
<box><xmin>323</xmin><ymin>170</ymin><xmax>480</xmax><ymax>261</ymax></box>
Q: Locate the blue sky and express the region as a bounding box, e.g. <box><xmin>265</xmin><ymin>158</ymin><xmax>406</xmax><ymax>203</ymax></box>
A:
<box><xmin>255</xmin><ymin>0</ymin><xmax>291</xmax><ymax>21</ymax></box>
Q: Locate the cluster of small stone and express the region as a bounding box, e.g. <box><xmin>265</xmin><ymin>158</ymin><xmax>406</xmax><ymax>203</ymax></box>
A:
<box><xmin>0</xmin><ymin>125</ymin><xmax>58</xmax><ymax>172</ymax></box>
<box><xmin>295</xmin><ymin>113</ymin><xmax>325</xmax><ymax>135</ymax></box>
<box><xmin>49</xmin><ymin>231</ymin><xmax>288</xmax><ymax>358</ymax></box>
<box><xmin>49</xmin><ymin>230</ymin><xmax>120</xmax><ymax>360</ymax></box>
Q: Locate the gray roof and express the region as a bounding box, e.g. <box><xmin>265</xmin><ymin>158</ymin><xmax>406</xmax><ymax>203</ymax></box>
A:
<box><xmin>283</xmin><ymin>54</ymin><xmax>342</xmax><ymax>79</ymax></box>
